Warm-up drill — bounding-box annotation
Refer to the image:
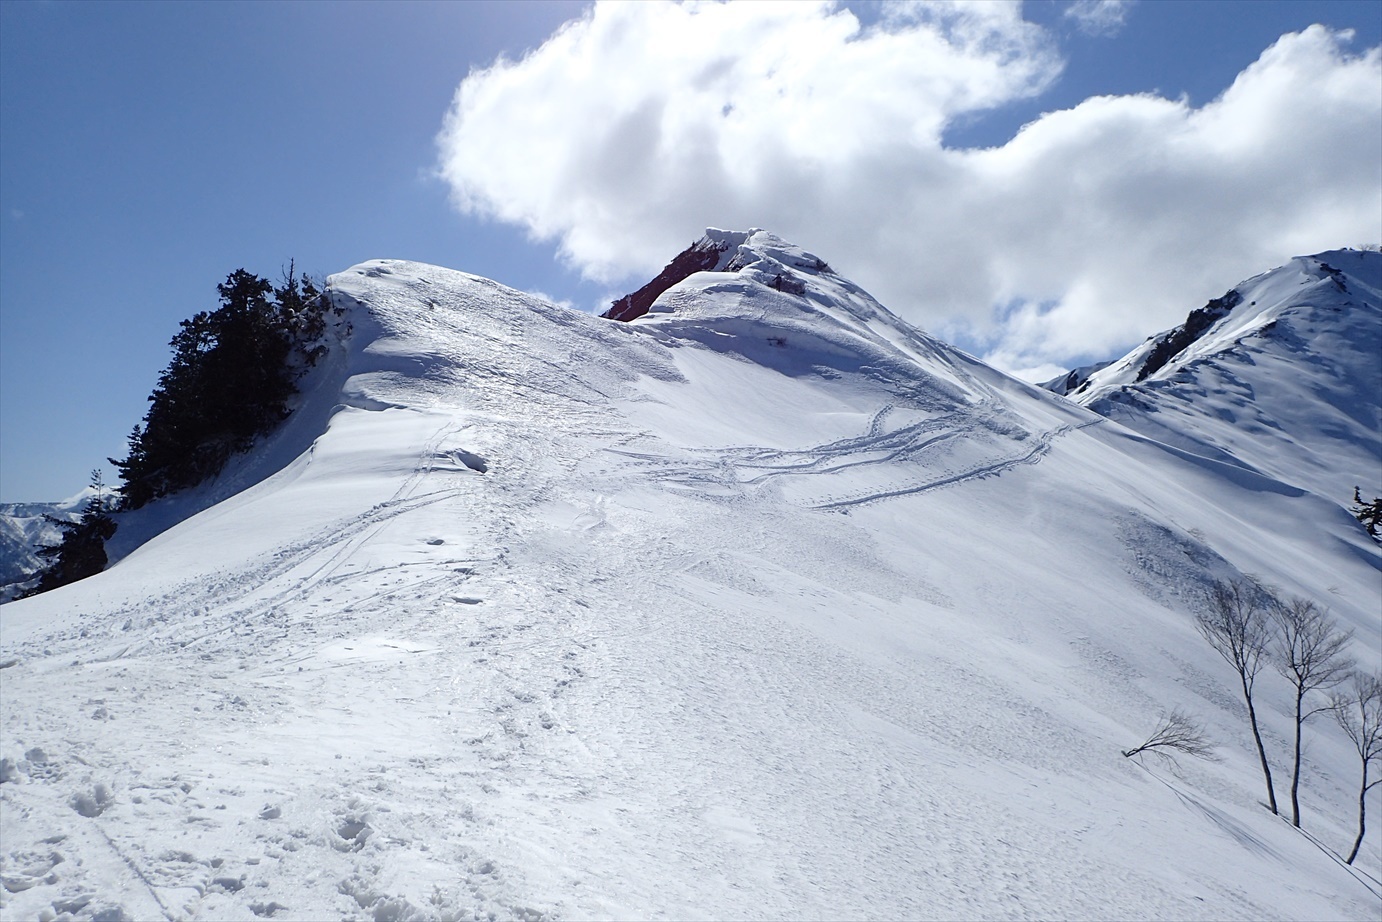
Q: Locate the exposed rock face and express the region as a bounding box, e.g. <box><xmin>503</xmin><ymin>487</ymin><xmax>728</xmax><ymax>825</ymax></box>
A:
<box><xmin>602</xmin><ymin>231</ymin><xmax>747</xmax><ymax>322</ymax></box>
<box><xmin>1131</xmin><ymin>289</ymin><xmax>1243</xmax><ymax>384</ymax></box>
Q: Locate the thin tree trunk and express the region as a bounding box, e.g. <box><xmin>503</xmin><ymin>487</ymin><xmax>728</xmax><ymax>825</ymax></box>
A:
<box><xmin>1291</xmin><ymin>689</ymin><xmax>1303</xmax><ymax>827</ymax></box>
<box><xmin>1346</xmin><ymin>764</ymin><xmax>1368</xmax><ymax>865</ymax></box>
<box><xmin>1243</xmin><ymin>675</ymin><xmax>1279</xmax><ymax>815</ymax></box>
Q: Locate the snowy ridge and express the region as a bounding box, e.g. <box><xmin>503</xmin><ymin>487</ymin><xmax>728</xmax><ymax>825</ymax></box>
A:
<box><xmin>1</xmin><ymin>235</ymin><xmax>1379</xmax><ymax>921</ymax></box>
<box><xmin>1040</xmin><ymin>359</ymin><xmax>1112</xmax><ymax>397</ymax></box>
<box><xmin>606</xmin><ymin>229</ymin><xmax>1109</xmax><ymax>513</ymax></box>
<box><xmin>1060</xmin><ymin>248</ymin><xmax>1382</xmax><ymax>502</ymax></box>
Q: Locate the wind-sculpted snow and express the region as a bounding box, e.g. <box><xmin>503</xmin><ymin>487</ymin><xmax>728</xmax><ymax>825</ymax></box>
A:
<box><xmin>1</xmin><ymin>236</ymin><xmax>1379</xmax><ymax>920</ymax></box>
<box><xmin>1061</xmin><ymin>248</ymin><xmax>1382</xmax><ymax>505</ymax></box>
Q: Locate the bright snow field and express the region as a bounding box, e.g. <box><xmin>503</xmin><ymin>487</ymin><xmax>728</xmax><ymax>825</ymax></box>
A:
<box><xmin>2</xmin><ymin>233</ymin><xmax>1379</xmax><ymax>921</ymax></box>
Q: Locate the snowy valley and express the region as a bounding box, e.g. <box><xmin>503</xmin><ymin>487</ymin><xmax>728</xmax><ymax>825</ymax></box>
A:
<box><xmin>1</xmin><ymin>232</ymin><xmax>1379</xmax><ymax>921</ymax></box>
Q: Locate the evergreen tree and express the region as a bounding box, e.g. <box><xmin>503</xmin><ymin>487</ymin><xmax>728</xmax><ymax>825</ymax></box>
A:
<box><xmin>22</xmin><ymin>470</ymin><xmax>117</xmax><ymax>596</ymax></box>
<box><xmin>21</xmin><ymin>262</ymin><xmax>332</xmax><ymax>599</ymax></box>
<box><xmin>111</xmin><ymin>264</ymin><xmax>329</xmax><ymax>510</ymax></box>
<box><xmin>275</xmin><ymin>259</ymin><xmax>327</xmax><ymax>364</ymax></box>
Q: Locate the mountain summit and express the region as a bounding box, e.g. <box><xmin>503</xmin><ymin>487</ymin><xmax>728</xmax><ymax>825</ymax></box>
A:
<box><xmin>1</xmin><ymin>235</ymin><xmax>1378</xmax><ymax>921</ymax></box>
<box><xmin>1051</xmin><ymin>248</ymin><xmax>1381</xmax><ymax>503</ymax></box>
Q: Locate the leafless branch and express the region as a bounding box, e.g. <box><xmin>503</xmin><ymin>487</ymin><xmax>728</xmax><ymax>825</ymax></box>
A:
<box><xmin>1273</xmin><ymin>595</ymin><xmax>1353</xmax><ymax>826</ymax></box>
<box><xmin>1332</xmin><ymin>671</ymin><xmax>1382</xmax><ymax>864</ymax></box>
<box><xmin>1196</xmin><ymin>577</ymin><xmax>1279</xmax><ymax>813</ymax></box>
<box><xmin>1275</xmin><ymin>597</ymin><xmax>1354</xmax><ymax>697</ymax></box>
<box><xmin>1123</xmin><ymin>709</ymin><xmax>1218</xmax><ymax>761</ymax></box>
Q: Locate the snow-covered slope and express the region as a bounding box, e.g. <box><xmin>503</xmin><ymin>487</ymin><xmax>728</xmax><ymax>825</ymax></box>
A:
<box><xmin>1058</xmin><ymin>249</ymin><xmax>1382</xmax><ymax>505</ymax></box>
<box><xmin>2</xmin><ymin>233</ymin><xmax>1379</xmax><ymax>921</ymax></box>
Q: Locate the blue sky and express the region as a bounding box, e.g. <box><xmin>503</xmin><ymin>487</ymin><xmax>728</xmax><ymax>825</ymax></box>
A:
<box><xmin>2</xmin><ymin>0</ymin><xmax>1379</xmax><ymax>503</ymax></box>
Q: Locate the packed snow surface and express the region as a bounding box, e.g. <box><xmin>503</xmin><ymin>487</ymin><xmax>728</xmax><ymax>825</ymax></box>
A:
<box><xmin>2</xmin><ymin>232</ymin><xmax>1379</xmax><ymax>920</ymax></box>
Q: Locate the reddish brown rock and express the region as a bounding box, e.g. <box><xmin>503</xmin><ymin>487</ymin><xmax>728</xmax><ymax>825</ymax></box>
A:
<box><xmin>602</xmin><ymin>238</ymin><xmax>738</xmax><ymax>323</ymax></box>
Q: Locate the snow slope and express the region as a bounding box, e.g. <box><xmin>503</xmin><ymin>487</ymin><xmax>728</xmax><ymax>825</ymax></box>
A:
<box><xmin>1057</xmin><ymin>249</ymin><xmax>1382</xmax><ymax>505</ymax></box>
<box><xmin>2</xmin><ymin>233</ymin><xmax>1379</xmax><ymax>921</ymax></box>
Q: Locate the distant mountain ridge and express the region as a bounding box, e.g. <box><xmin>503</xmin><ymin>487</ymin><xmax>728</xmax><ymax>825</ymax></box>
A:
<box><xmin>1046</xmin><ymin>248</ymin><xmax>1382</xmax><ymax>505</ymax></box>
<box><xmin>0</xmin><ymin>490</ymin><xmax>93</xmax><ymax>601</ymax></box>
<box><xmin>1040</xmin><ymin>359</ymin><xmax>1111</xmax><ymax>397</ymax></box>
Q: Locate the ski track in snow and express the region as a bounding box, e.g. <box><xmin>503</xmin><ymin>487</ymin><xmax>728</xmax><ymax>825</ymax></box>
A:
<box><xmin>3</xmin><ymin>240</ymin><xmax>1380</xmax><ymax>921</ymax></box>
<box><xmin>2</xmin><ymin>413</ymin><xmax>597</xmax><ymax>921</ymax></box>
<box><xmin>607</xmin><ymin>391</ymin><xmax>1106</xmax><ymax>512</ymax></box>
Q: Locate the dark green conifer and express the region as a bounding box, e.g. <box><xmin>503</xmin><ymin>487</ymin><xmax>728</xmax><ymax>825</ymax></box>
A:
<box><xmin>111</xmin><ymin>264</ymin><xmax>328</xmax><ymax>510</ymax></box>
<box><xmin>23</xmin><ymin>470</ymin><xmax>117</xmax><ymax>596</ymax></box>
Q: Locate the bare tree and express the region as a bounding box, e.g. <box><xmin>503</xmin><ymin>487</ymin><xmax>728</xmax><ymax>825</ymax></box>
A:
<box><xmin>1196</xmin><ymin>578</ymin><xmax>1279</xmax><ymax>814</ymax></box>
<box><xmin>1273</xmin><ymin>597</ymin><xmax>1353</xmax><ymax>827</ymax></box>
<box><xmin>1122</xmin><ymin>710</ymin><xmax>1218</xmax><ymax>761</ymax></box>
<box><xmin>1332</xmin><ymin>672</ymin><xmax>1382</xmax><ymax>865</ymax></box>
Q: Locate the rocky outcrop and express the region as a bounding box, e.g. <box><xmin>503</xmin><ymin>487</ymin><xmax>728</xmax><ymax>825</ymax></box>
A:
<box><xmin>1131</xmin><ymin>289</ymin><xmax>1243</xmax><ymax>384</ymax></box>
<box><xmin>602</xmin><ymin>233</ymin><xmax>744</xmax><ymax>322</ymax></box>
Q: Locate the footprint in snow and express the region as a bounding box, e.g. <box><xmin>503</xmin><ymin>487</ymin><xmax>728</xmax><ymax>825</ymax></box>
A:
<box><xmin>333</xmin><ymin>819</ymin><xmax>373</xmax><ymax>852</ymax></box>
<box><xmin>0</xmin><ymin>849</ymin><xmax>63</xmax><ymax>894</ymax></box>
<box><xmin>70</xmin><ymin>783</ymin><xmax>114</xmax><ymax>818</ymax></box>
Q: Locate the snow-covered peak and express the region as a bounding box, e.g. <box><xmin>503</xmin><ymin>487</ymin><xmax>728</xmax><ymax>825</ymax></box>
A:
<box><xmin>320</xmin><ymin>246</ymin><xmax>1091</xmax><ymax>498</ymax></box>
<box><xmin>601</xmin><ymin>228</ymin><xmax>836</xmax><ymax>322</ymax></box>
<box><xmin>700</xmin><ymin>226</ymin><xmax>755</xmax><ymax>262</ymax></box>
<box><xmin>1069</xmin><ymin>248</ymin><xmax>1380</xmax><ymax>400</ymax></box>
<box><xmin>611</xmin><ymin>229</ymin><xmax>1010</xmax><ymax>404</ymax></box>
<box><xmin>601</xmin><ymin>229</ymin><xmax>749</xmax><ymax>322</ymax></box>
<box><xmin>1060</xmin><ymin>248</ymin><xmax>1382</xmax><ymax>502</ymax></box>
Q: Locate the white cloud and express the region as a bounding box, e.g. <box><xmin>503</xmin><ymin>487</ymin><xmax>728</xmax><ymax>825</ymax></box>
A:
<box><xmin>436</xmin><ymin>2</ymin><xmax>1382</xmax><ymax>379</ymax></box>
<box><xmin>1063</xmin><ymin>0</ymin><xmax>1133</xmax><ymax>38</ymax></box>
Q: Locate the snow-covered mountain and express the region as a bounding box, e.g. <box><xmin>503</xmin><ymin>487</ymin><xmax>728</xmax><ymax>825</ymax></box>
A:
<box><xmin>2</xmin><ymin>232</ymin><xmax>1379</xmax><ymax>921</ymax></box>
<box><xmin>0</xmin><ymin>489</ymin><xmax>95</xmax><ymax>602</ymax></box>
<box><xmin>1053</xmin><ymin>248</ymin><xmax>1382</xmax><ymax>505</ymax></box>
<box><xmin>1040</xmin><ymin>359</ymin><xmax>1111</xmax><ymax>397</ymax></box>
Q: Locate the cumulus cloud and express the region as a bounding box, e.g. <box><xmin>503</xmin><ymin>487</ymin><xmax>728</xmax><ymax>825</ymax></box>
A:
<box><xmin>436</xmin><ymin>1</ymin><xmax>1382</xmax><ymax>379</ymax></box>
<box><xmin>1063</xmin><ymin>0</ymin><xmax>1133</xmax><ymax>38</ymax></box>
